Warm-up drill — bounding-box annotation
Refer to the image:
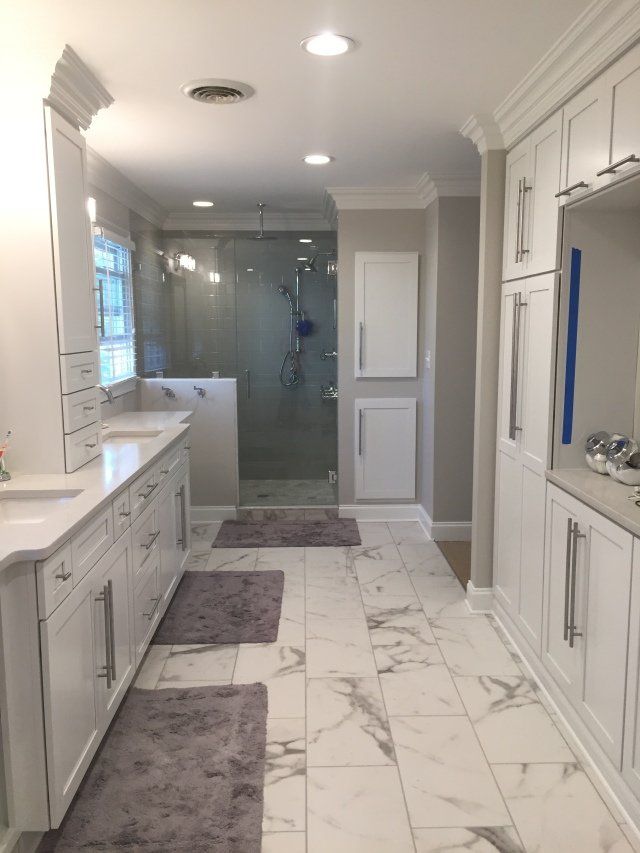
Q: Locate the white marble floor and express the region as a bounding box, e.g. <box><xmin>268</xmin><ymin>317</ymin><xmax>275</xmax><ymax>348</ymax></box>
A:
<box><xmin>135</xmin><ymin>520</ymin><xmax>640</xmax><ymax>853</ymax></box>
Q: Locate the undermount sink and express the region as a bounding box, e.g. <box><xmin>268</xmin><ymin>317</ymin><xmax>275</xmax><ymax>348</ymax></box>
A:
<box><xmin>0</xmin><ymin>490</ymin><xmax>83</xmax><ymax>524</ymax></box>
<box><xmin>103</xmin><ymin>430</ymin><xmax>162</xmax><ymax>445</ymax></box>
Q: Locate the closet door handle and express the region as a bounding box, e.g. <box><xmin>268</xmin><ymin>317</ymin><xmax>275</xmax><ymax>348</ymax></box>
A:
<box><xmin>508</xmin><ymin>293</ymin><xmax>527</xmax><ymax>440</ymax></box>
<box><xmin>358</xmin><ymin>409</ymin><xmax>364</xmax><ymax>456</ymax></box>
<box><xmin>107</xmin><ymin>579</ymin><xmax>116</xmax><ymax>681</ymax></box>
<box><xmin>569</xmin><ymin>522</ymin><xmax>586</xmax><ymax>648</ymax></box>
<box><xmin>514</xmin><ymin>178</ymin><xmax>523</xmax><ymax>263</ymax></box>
<box><xmin>563</xmin><ymin>516</ymin><xmax>573</xmax><ymax>641</ymax></box>
<box><xmin>358</xmin><ymin>322</ymin><xmax>364</xmax><ymax>372</ymax></box>
<box><xmin>555</xmin><ymin>181</ymin><xmax>588</xmax><ymax>198</ymax></box>
<box><xmin>245</xmin><ymin>369</ymin><xmax>251</xmax><ymax>399</ymax></box>
<box><xmin>596</xmin><ymin>154</ymin><xmax>639</xmax><ymax>176</ymax></box>
<box><xmin>96</xmin><ymin>584</ymin><xmax>112</xmax><ymax>689</ymax></box>
<box><xmin>519</xmin><ymin>179</ymin><xmax>531</xmax><ymax>259</ymax></box>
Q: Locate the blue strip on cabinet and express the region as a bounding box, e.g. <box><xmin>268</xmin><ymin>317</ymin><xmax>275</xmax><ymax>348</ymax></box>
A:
<box><xmin>562</xmin><ymin>248</ymin><xmax>582</xmax><ymax>445</ymax></box>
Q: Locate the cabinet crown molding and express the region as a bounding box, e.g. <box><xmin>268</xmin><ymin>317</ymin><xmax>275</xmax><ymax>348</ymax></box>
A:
<box><xmin>47</xmin><ymin>45</ymin><xmax>113</xmax><ymax>131</ymax></box>
<box><xmin>459</xmin><ymin>114</ymin><xmax>505</xmax><ymax>155</ymax></box>
<box><xmin>492</xmin><ymin>0</ymin><xmax>640</xmax><ymax>149</ymax></box>
<box><xmin>327</xmin><ymin>172</ymin><xmax>480</xmax><ymax>212</ymax></box>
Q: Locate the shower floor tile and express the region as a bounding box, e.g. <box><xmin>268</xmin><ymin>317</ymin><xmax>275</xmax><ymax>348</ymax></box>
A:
<box><xmin>240</xmin><ymin>479</ymin><xmax>337</xmax><ymax>507</ymax></box>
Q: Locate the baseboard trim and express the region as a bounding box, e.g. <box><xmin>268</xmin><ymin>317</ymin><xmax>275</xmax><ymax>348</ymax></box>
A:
<box><xmin>339</xmin><ymin>504</ymin><xmax>423</xmax><ymax>522</ymax></box>
<box><xmin>190</xmin><ymin>506</ymin><xmax>237</xmax><ymax>523</ymax></box>
<box><xmin>466</xmin><ymin>581</ymin><xmax>494</xmax><ymax>612</ymax></box>
<box><xmin>430</xmin><ymin>521</ymin><xmax>472</xmax><ymax>541</ymax></box>
<box><xmin>0</xmin><ymin>830</ymin><xmax>42</xmax><ymax>853</ymax></box>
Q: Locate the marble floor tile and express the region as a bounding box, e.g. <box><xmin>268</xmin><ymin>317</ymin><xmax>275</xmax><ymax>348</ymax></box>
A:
<box><xmin>367</xmin><ymin>616</ymin><xmax>443</xmax><ymax>672</ymax></box>
<box><xmin>390</xmin><ymin>716</ymin><xmax>511</xmax><ymax>828</ymax></box>
<box><xmin>387</xmin><ymin>520</ymin><xmax>430</xmax><ymax>545</ymax></box>
<box><xmin>307</xmin><ymin>766</ymin><xmax>415</xmax><ymax>853</ymax></box>
<box><xmin>381</xmin><ymin>665</ymin><xmax>465</xmax><ymax>716</ymax></box>
<box><xmin>256</xmin><ymin>547</ymin><xmax>305</xmax><ymax>571</ymax></box>
<box><xmin>134</xmin><ymin>645</ymin><xmax>171</xmax><ymax>689</ymax></box>
<box><xmin>363</xmin><ymin>595</ymin><xmax>425</xmax><ymax>628</ymax></box>
<box><xmin>306</xmin><ymin>576</ymin><xmax>364</xmax><ymax>620</ymax></box>
<box><xmin>398</xmin><ymin>541</ymin><xmax>453</xmax><ymax>573</ymax></box>
<box><xmin>183</xmin><ymin>551</ymin><xmax>210</xmax><ymax>571</ymax></box>
<box><xmin>276</xmin><ymin>596</ymin><xmax>306</xmax><ymax>644</ymax></box>
<box><xmin>455</xmin><ymin>675</ymin><xmax>574</xmax><ymax>764</ymax></box>
<box><xmin>233</xmin><ymin>643</ymin><xmax>306</xmax><ymax>717</ymax></box>
<box><xmin>431</xmin><ymin>618</ymin><xmax>521</xmax><ymax>677</ymax></box>
<box><xmin>356</xmin><ymin>521</ymin><xmax>394</xmax><ymax>546</ymax></box>
<box><xmin>306</xmin><ymin>617</ymin><xmax>377</xmax><ymax>677</ymax></box>
<box><xmin>263</xmin><ymin>718</ymin><xmax>306</xmax><ymax>832</ymax></box>
<box><xmin>414</xmin><ymin>577</ymin><xmax>472</xmax><ymax>618</ymax></box>
<box><xmin>349</xmin><ymin>542</ymin><xmax>404</xmax><ymax>564</ymax></box>
<box><xmin>307</xmin><ymin>677</ymin><xmax>395</xmax><ymax>766</ymax></box>
<box><xmin>155</xmin><ymin>679</ymin><xmax>230</xmax><ymax>689</ymax></box>
<box><xmin>190</xmin><ymin>522</ymin><xmax>220</xmax><ymax>553</ymax></box>
<box><xmin>262</xmin><ymin>832</ymin><xmax>306</xmax><ymax>853</ymax></box>
<box><xmin>305</xmin><ymin>545</ymin><xmax>349</xmax><ymax>576</ymax></box>
<box><xmin>493</xmin><ymin>763</ymin><xmax>633</xmax><ymax>853</ymax></box>
<box><xmin>206</xmin><ymin>547</ymin><xmax>258</xmax><ymax>571</ymax></box>
<box><xmin>157</xmin><ymin>644</ymin><xmax>238</xmax><ymax>684</ymax></box>
<box><xmin>412</xmin><ymin>826</ymin><xmax>523</xmax><ymax>852</ymax></box>
<box><xmin>355</xmin><ymin>561</ymin><xmax>416</xmax><ymax>596</ymax></box>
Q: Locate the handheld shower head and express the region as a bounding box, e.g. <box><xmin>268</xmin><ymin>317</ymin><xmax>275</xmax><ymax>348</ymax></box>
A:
<box><xmin>278</xmin><ymin>285</ymin><xmax>294</xmax><ymax>309</ymax></box>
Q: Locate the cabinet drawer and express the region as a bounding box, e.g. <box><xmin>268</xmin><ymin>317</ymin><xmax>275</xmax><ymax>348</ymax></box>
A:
<box><xmin>60</xmin><ymin>352</ymin><xmax>99</xmax><ymax>394</ymax></box>
<box><xmin>129</xmin><ymin>466</ymin><xmax>159</xmax><ymax>521</ymax></box>
<box><xmin>133</xmin><ymin>555</ymin><xmax>161</xmax><ymax>665</ymax></box>
<box><xmin>71</xmin><ymin>507</ymin><xmax>113</xmax><ymax>585</ymax></box>
<box><xmin>131</xmin><ymin>501</ymin><xmax>160</xmax><ymax>582</ymax></box>
<box><xmin>157</xmin><ymin>442</ymin><xmax>182</xmax><ymax>487</ymax></box>
<box><xmin>112</xmin><ymin>489</ymin><xmax>131</xmax><ymax>541</ymax></box>
<box><xmin>62</xmin><ymin>388</ymin><xmax>99</xmax><ymax>435</ymax></box>
<box><xmin>36</xmin><ymin>543</ymin><xmax>73</xmax><ymax>619</ymax></box>
<box><xmin>64</xmin><ymin>422</ymin><xmax>102</xmax><ymax>473</ymax></box>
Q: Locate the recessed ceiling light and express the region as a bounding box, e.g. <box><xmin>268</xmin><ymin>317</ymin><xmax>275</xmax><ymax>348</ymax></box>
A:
<box><xmin>246</xmin><ymin>268</ymin><xmax>254</xmax><ymax>272</ymax></box>
<box><xmin>304</xmin><ymin>153</ymin><xmax>333</xmax><ymax>166</ymax></box>
<box><xmin>297</xmin><ymin>257</ymin><xmax>307</xmax><ymax>261</ymax></box>
<box><xmin>193</xmin><ymin>200</ymin><xmax>214</xmax><ymax>207</ymax></box>
<box><xmin>301</xmin><ymin>33</ymin><xmax>355</xmax><ymax>56</ymax></box>
<box><xmin>299</xmin><ymin>238</ymin><xmax>313</xmax><ymax>243</ymax></box>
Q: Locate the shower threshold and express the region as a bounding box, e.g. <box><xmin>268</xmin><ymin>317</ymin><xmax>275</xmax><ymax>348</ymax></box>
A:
<box><xmin>239</xmin><ymin>478</ymin><xmax>337</xmax><ymax>507</ymax></box>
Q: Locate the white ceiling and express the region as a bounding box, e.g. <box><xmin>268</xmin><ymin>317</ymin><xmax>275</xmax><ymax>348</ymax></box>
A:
<box><xmin>7</xmin><ymin>0</ymin><xmax>592</xmax><ymax>216</ymax></box>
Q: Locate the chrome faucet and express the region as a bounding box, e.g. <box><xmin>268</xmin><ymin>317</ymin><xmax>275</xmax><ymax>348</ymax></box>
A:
<box><xmin>97</xmin><ymin>384</ymin><xmax>114</xmax><ymax>404</ymax></box>
<box><xmin>162</xmin><ymin>386</ymin><xmax>176</xmax><ymax>399</ymax></box>
<box><xmin>321</xmin><ymin>350</ymin><xmax>338</xmax><ymax>361</ymax></box>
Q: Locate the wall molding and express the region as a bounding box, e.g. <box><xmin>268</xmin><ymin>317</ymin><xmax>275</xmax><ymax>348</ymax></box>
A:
<box><xmin>466</xmin><ymin>581</ymin><xmax>493</xmax><ymax>612</ymax></box>
<box><xmin>339</xmin><ymin>504</ymin><xmax>427</xmax><ymax>522</ymax></box>
<box><xmin>190</xmin><ymin>506</ymin><xmax>238</xmax><ymax>523</ymax></box>
<box><xmin>47</xmin><ymin>45</ymin><xmax>113</xmax><ymax>131</ymax></box>
<box><xmin>418</xmin><ymin>506</ymin><xmax>472</xmax><ymax>541</ymax></box>
<box><xmin>459</xmin><ymin>114</ymin><xmax>505</xmax><ymax>154</ymax></box>
<box><xmin>327</xmin><ymin>171</ymin><xmax>480</xmax><ymax>212</ymax></box>
<box><xmin>163</xmin><ymin>210</ymin><xmax>332</xmax><ymax>232</ymax></box>
<box><xmin>87</xmin><ymin>148</ymin><xmax>167</xmax><ymax>228</ymax></box>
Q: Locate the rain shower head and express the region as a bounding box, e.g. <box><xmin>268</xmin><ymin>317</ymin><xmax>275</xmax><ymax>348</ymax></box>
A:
<box><xmin>297</xmin><ymin>253</ymin><xmax>318</xmax><ymax>272</ymax></box>
<box><xmin>251</xmin><ymin>202</ymin><xmax>277</xmax><ymax>240</ymax></box>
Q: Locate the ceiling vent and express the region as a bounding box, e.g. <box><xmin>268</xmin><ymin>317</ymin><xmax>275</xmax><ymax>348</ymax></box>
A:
<box><xmin>181</xmin><ymin>79</ymin><xmax>254</xmax><ymax>105</ymax></box>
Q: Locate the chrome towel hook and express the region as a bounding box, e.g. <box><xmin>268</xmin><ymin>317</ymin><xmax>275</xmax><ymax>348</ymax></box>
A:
<box><xmin>194</xmin><ymin>386</ymin><xmax>206</xmax><ymax>398</ymax></box>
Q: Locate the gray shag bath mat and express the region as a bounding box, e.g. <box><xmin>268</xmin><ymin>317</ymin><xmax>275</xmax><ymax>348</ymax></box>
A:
<box><xmin>38</xmin><ymin>683</ymin><xmax>268</xmax><ymax>853</ymax></box>
<box><xmin>213</xmin><ymin>518</ymin><xmax>361</xmax><ymax>548</ymax></box>
<box><xmin>153</xmin><ymin>570</ymin><xmax>284</xmax><ymax>645</ymax></box>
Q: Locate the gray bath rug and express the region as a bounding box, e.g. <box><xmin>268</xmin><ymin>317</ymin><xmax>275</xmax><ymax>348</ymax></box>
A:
<box><xmin>153</xmin><ymin>570</ymin><xmax>284</xmax><ymax>645</ymax></box>
<box><xmin>213</xmin><ymin>518</ymin><xmax>361</xmax><ymax>548</ymax></box>
<box><xmin>38</xmin><ymin>683</ymin><xmax>268</xmax><ymax>853</ymax></box>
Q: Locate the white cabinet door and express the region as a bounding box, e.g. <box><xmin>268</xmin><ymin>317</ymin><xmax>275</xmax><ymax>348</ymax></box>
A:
<box><xmin>158</xmin><ymin>479</ymin><xmax>180</xmax><ymax>609</ymax></box>
<box><xmin>175</xmin><ymin>465</ymin><xmax>191</xmax><ymax>575</ymax></box>
<box><xmin>526</xmin><ymin>113</ymin><xmax>563</xmax><ymax>276</ymax></box>
<box><xmin>623</xmin><ymin>538</ymin><xmax>640</xmax><ymax>798</ymax></box>
<box><xmin>601</xmin><ymin>43</ymin><xmax>640</xmax><ymax>184</ymax></box>
<box><xmin>578</xmin><ymin>506</ymin><xmax>632</xmax><ymax>767</ymax></box>
<box><xmin>44</xmin><ymin>107</ymin><xmax>97</xmax><ymax>355</ymax></box>
<box><xmin>354</xmin><ymin>398</ymin><xmax>416</xmax><ymax>499</ymax></box>
<box><xmin>134</xmin><ymin>554</ymin><xmax>161</xmax><ymax>665</ymax></box>
<box><xmin>92</xmin><ymin>534</ymin><xmax>134</xmax><ymax>727</ymax></box>
<box><xmin>354</xmin><ymin>252</ymin><xmax>419</xmax><ymax>377</ymax></box>
<box><xmin>40</xmin><ymin>575</ymin><xmax>99</xmax><ymax>827</ymax></box>
<box><xmin>558</xmin><ymin>78</ymin><xmax>609</xmax><ymax>205</ymax></box>
<box><xmin>503</xmin><ymin>138</ymin><xmax>530</xmax><ymax>281</ymax></box>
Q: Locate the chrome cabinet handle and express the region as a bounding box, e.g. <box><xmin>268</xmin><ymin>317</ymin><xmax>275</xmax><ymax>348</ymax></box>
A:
<box><xmin>96</xmin><ymin>584</ymin><xmax>112</xmax><ymax>689</ymax></box>
<box><xmin>94</xmin><ymin>282</ymin><xmax>106</xmax><ymax>337</ymax></box>
<box><xmin>83</xmin><ymin>405</ymin><xmax>95</xmax><ymax>413</ymax></box>
<box><xmin>54</xmin><ymin>569</ymin><xmax>72</xmax><ymax>582</ymax></box>
<box><xmin>176</xmin><ymin>483</ymin><xmax>187</xmax><ymax>550</ymax></box>
<box><xmin>515</xmin><ymin>178</ymin><xmax>523</xmax><ymax>263</ymax></box>
<box><xmin>138</xmin><ymin>483</ymin><xmax>158</xmax><ymax>500</ymax></box>
<box><xmin>160</xmin><ymin>468</ymin><xmax>169</xmax><ymax>475</ymax></box>
<box><xmin>358</xmin><ymin>409</ymin><xmax>364</xmax><ymax>456</ymax></box>
<box><xmin>519</xmin><ymin>179</ymin><xmax>531</xmax><ymax>259</ymax></box>
<box><xmin>144</xmin><ymin>530</ymin><xmax>160</xmax><ymax>550</ymax></box>
<box><xmin>568</xmin><ymin>522</ymin><xmax>586</xmax><ymax>648</ymax></box>
<box><xmin>555</xmin><ymin>181</ymin><xmax>588</xmax><ymax>198</ymax></box>
<box><xmin>80</xmin><ymin>368</ymin><xmax>93</xmax><ymax>376</ymax></box>
<box><xmin>508</xmin><ymin>293</ymin><xmax>526</xmax><ymax>440</ymax></box>
<box><xmin>119</xmin><ymin>510</ymin><xmax>131</xmax><ymax>518</ymax></box>
<box><xmin>85</xmin><ymin>442</ymin><xmax>97</xmax><ymax>448</ymax></box>
<box><xmin>596</xmin><ymin>153</ymin><xmax>639</xmax><ymax>176</ymax></box>
<box><xmin>358</xmin><ymin>322</ymin><xmax>364</xmax><ymax>372</ymax></box>
<box><xmin>143</xmin><ymin>596</ymin><xmax>161</xmax><ymax>619</ymax></box>
<box><xmin>563</xmin><ymin>516</ymin><xmax>573</xmax><ymax>641</ymax></box>
<box><xmin>245</xmin><ymin>369</ymin><xmax>251</xmax><ymax>399</ymax></box>
<box><xmin>107</xmin><ymin>579</ymin><xmax>116</xmax><ymax>680</ymax></box>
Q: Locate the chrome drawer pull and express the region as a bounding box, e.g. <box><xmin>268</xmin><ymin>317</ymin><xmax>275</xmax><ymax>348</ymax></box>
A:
<box><xmin>83</xmin><ymin>405</ymin><xmax>95</xmax><ymax>413</ymax></box>
<box><xmin>138</xmin><ymin>483</ymin><xmax>158</xmax><ymax>499</ymax></box>
<box><xmin>95</xmin><ymin>584</ymin><xmax>112</xmax><ymax>689</ymax></box>
<box><xmin>555</xmin><ymin>181</ymin><xmax>588</xmax><ymax>198</ymax></box>
<box><xmin>85</xmin><ymin>442</ymin><xmax>97</xmax><ymax>448</ymax></box>
<box><xmin>54</xmin><ymin>569</ymin><xmax>72</xmax><ymax>582</ymax></box>
<box><xmin>596</xmin><ymin>154</ymin><xmax>639</xmax><ymax>176</ymax></box>
<box><xmin>143</xmin><ymin>596</ymin><xmax>161</xmax><ymax>619</ymax></box>
<box><xmin>160</xmin><ymin>469</ymin><xmax>169</xmax><ymax>475</ymax></box>
<box><xmin>563</xmin><ymin>517</ymin><xmax>572</xmax><ymax>641</ymax></box>
<box><xmin>144</xmin><ymin>530</ymin><xmax>160</xmax><ymax>550</ymax></box>
<box><xmin>568</xmin><ymin>523</ymin><xmax>587</xmax><ymax>648</ymax></box>
<box><xmin>80</xmin><ymin>368</ymin><xmax>93</xmax><ymax>375</ymax></box>
<box><xmin>119</xmin><ymin>510</ymin><xmax>131</xmax><ymax>518</ymax></box>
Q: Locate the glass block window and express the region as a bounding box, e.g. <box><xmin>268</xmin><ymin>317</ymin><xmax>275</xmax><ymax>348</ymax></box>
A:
<box><xmin>93</xmin><ymin>234</ymin><xmax>136</xmax><ymax>385</ymax></box>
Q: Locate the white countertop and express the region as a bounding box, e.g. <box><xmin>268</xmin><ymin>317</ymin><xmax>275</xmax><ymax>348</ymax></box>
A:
<box><xmin>0</xmin><ymin>411</ymin><xmax>192</xmax><ymax>573</ymax></box>
<box><xmin>547</xmin><ymin>467</ymin><xmax>640</xmax><ymax>538</ymax></box>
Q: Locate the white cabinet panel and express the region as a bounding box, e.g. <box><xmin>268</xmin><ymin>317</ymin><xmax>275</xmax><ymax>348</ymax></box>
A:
<box><xmin>61</xmin><ymin>387</ymin><xmax>99</xmax><ymax>435</ymax></box>
<box><xmin>623</xmin><ymin>538</ymin><xmax>640</xmax><ymax>798</ymax></box>
<box><xmin>503</xmin><ymin>138</ymin><xmax>530</xmax><ymax>281</ymax></box>
<box><xmin>559</xmin><ymin>78</ymin><xmax>609</xmax><ymax>205</ymax></box>
<box><xmin>59</xmin><ymin>352</ymin><xmax>99</xmax><ymax>395</ymax></box>
<box><xmin>70</xmin><ymin>506</ymin><xmax>113</xmax><ymax>585</ymax></box>
<box><xmin>112</xmin><ymin>488</ymin><xmax>131</xmax><ymax>541</ymax></box>
<box><xmin>134</xmin><ymin>555</ymin><xmax>161</xmax><ymax>665</ymax></box>
<box><xmin>158</xmin><ymin>477</ymin><xmax>180</xmax><ymax>609</ymax></box>
<box><xmin>354</xmin><ymin>252</ymin><xmax>419</xmax><ymax>377</ymax></box>
<box><xmin>44</xmin><ymin>107</ymin><xmax>97</xmax><ymax>355</ymax></box>
<box><xmin>176</xmin><ymin>465</ymin><xmax>191</xmax><ymax>575</ymax></box>
<box><xmin>602</xmin><ymin>43</ymin><xmax>640</xmax><ymax>184</ymax></box>
<box><xmin>36</xmin><ymin>543</ymin><xmax>73</xmax><ymax>620</ymax></box>
<box><xmin>354</xmin><ymin>398</ymin><xmax>416</xmax><ymax>499</ymax></box>
<box><xmin>64</xmin><ymin>421</ymin><xmax>102</xmax><ymax>473</ymax></box>
<box><xmin>526</xmin><ymin>113</ymin><xmax>563</xmax><ymax>276</ymax></box>
<box><xmin>494</xmin><ymin>450</ymin><xmax>522</xmax><ymax>614</ymax></box>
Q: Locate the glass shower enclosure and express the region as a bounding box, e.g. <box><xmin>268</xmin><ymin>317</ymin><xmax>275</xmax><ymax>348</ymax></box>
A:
<box><xmin>158</xmin><ymin>231</ymin><xmax>338</xmax><ymax>507</ymax></box>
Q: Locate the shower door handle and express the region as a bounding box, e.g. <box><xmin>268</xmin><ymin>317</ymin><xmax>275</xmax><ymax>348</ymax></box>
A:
<box><xmin>245</xmin><ymin>369</ymin><xmax>251</xmax><ymax>399</ymax></box>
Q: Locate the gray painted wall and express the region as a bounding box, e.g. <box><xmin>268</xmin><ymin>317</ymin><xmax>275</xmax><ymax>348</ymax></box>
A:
<box><xmin>337</xmin><ymin>209</ymin><xmax>427</xmax><ymax>505</ymax></box>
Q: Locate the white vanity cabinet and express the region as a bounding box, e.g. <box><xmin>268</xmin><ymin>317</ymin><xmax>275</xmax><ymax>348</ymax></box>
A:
<box><xmin>158</xmin><ymin>472</ymin><xmax>181</xmax><ymax>608</ymax></box>
<box><xmin>354</xmin><ymin>398</ymin><xmax>416</xmax><ymax>500</ymax></box>
<box><xmin>494</xmin><ymin>273</ymin><xmax>556</xmax><ymax>654</ymax></box>
<box><xmin>40</xmin><ymin>533</ymin><xmax>135</xmax><ymax>826</ymax></box>
<box><xmin>503</xmin><ymin>112</ymin><xmax>563</xmax><ymax>280</ymax></box>
<box><xmin>543</xmin><ymin>483</ymin><xmax>633</xmax><ymax>768</ymax></box>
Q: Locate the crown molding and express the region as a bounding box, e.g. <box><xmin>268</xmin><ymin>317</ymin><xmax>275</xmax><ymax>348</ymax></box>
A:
<box><xmin>494</xmin><ymin>0</ymin><xmax>640</xmax><ymax>149</ymax></box>
<box><xmin>162</xmin><ymin>210</ymin><xmax>332</xmax><ymax>231</ymax></box>
<box><xmin>47</xmin><ymin>45</ymin><xmax>113</xmax><ymax>131</ymax></box>
<box><xmin>327</xmin><ymin>173</ymin><xmax>480</xmax><ymax>212</ymax></box>
<box><xmin>417</xmin><ymin>173</ymin><xmax>482</xmax><ymax>206</ymax></box>
<box><xmin>86</xmin><ymin>148</ymin><xmax>167</xmax><ymax>228</ymax></box>
<box><xmin>459</xmin><ymin>114</ymin><xmax>505</xmax><ymax>155</ymax></box>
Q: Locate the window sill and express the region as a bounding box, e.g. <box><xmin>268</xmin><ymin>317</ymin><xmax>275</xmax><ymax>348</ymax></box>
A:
<box><xmin>105</xmin><ymin>376</ymin><xmax>138</xmax><ymax>399</ymax></box>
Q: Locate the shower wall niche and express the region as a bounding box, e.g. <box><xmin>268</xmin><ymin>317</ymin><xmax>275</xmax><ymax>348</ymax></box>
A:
<box><xmin>160</xmin><ymin>231</ymin><xmax>338</xmax><ymax>506</ymax></box>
